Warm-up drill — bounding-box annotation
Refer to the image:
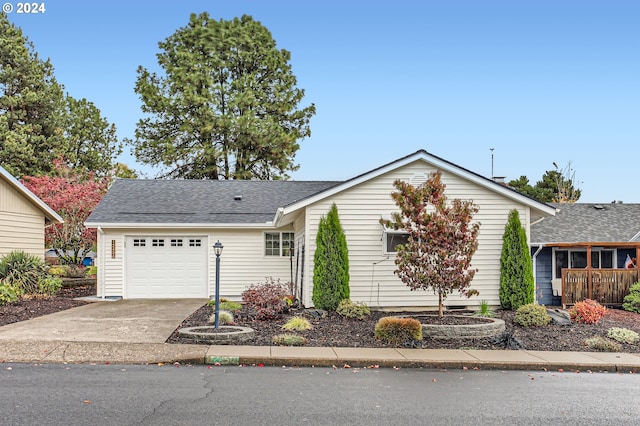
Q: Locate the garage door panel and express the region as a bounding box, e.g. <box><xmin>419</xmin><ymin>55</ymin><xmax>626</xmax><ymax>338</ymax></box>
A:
<box><xmin>125</xmin><ymin>236</ymin><xmax>208</xmax><ymax>298</ymax></box>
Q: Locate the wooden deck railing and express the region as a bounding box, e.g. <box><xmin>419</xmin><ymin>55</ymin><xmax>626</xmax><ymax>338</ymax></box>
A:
<box><xmin>562</xmin><ymin>269</ymin><xmax>639</xmax><ymax>306</ymax></box>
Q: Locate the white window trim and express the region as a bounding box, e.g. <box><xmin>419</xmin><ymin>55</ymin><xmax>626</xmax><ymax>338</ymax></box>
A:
<box><xmin>264</xmin><ymin>231</ymin><xmax>295</xmax><ymax>257</ymax></box>
<box><xmin>382</xmin><ymin>225</ymin><xmax>409</xmax><ymax>255</ymax></box>
<box><xmin>551</xmin><ymin>247</ymin><xmax>617</xmax><ymax>279</ymax></box>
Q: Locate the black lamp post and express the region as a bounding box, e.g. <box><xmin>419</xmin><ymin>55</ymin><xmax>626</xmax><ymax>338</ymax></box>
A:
<box><xmin>213</xmin><ymin>240</ymin><xmax>224</xmax><ymax>329</ymax></box>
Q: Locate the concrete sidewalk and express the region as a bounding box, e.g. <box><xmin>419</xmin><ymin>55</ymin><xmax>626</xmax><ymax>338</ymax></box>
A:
<box><xmin>1</xmin><ymin>299</ymin><xmax>639</xmax><ymax>372</ymax></box>
<box><xmin>1</xmin><ymin>340</ymin><xmax>640</xmax><ymax>372</ymax></box>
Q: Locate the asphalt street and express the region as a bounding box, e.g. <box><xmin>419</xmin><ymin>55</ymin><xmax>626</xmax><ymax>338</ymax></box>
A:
<box><xmin>2</xmin><ymin>364</ymin><xmax>640</xmax><ymax>425</ymax></box>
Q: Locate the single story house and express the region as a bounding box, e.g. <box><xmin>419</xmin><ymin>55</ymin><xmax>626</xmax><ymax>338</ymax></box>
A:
<box><xmin>0</xmin><ymin>166</ymin><xmax>64</xmax><ymax>259</ymax></box>
<box><xmin>530</xmin><ymin>202</ymin><xmax>640</xmax><ymax>307</ymax></box>
<box><xmin>85</xmin><ymin>150</ymin><xmax>555</xmax><ymax>308</ymax></box>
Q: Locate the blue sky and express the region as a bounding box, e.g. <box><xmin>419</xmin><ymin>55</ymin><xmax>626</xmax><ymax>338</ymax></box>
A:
<box><xmin>6</xmin><ymin>0</ymin><xmax>639</xmax><ymax>203</ymax></box>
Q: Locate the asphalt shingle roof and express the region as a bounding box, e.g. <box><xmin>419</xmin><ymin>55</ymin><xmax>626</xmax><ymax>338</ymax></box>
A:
<box><xmin>531</xmin><ymin>203</ymin><xmax>640</xmax><ymax>244</ymax></box>
<box><xmin>86</xmin><ymin>179</ymin><xmax>341</xmax><ymax>224</ymax></box>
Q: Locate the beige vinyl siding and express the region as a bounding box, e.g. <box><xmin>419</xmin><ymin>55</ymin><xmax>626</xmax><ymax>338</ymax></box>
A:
<box><xmin>211</xmin><ymin>228</ymin><xmax>295</xmax><ymax>300</ymax></box>
<box><xmin>303</xmin><ymin>160</ymin><xmax>529</xmax><ymax>309</ymax></box>
<box><xmin>0</xmin><ymin>211</ymin><xmax>45</xmax><ymax>259</ymax></box>
<box><xmin>96</xmin><ymin>227</ymin><xmax>295</xmax><ymax>300</ymax></box>
<box><xmin>0</xmin><ymin>179</ymin><xmax>46</xmax><ymax>259</ymax></box>
<box><xmin>98</xmin><ymin>230</ymin><xmax>125</xmax><ymax>297</ymax></box>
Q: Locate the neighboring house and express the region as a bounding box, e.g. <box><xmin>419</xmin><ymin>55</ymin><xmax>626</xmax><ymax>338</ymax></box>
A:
<box><xmin>0</xmin><ymin>166</ymin><xmax>64</xmax><ymax>259</ymax></box>
<box><xmin>530</xmin><ymin>202</ymin><xmax>640</xmax><ymax>307</ymax></box>
<box><xmin>85</xmin><ymin>150</ymin><xmax>555</xmax><ymax>307</ymax></box>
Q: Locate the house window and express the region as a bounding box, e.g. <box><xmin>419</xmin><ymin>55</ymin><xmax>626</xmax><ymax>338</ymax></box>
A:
<box><xmin>189</xmin><ymin>239</ymin><xmax>202</xmax><ymax>247</ymax></box>
<box><xmin>171</xmin><ymin>239</ymin><xmax>183</xmax><ymax>247</ymax></box>
<box><xmin>383</xmin><ymin>231</ymin><xmax>410</xmax><ymax>254</ymax></box>
<box><xmin>133</xmin><ymin>239</ymin><xmax>146</xmax><ymax>247</ymax></box>
<box><xmin>152</xmin><ymin>239</ymin><xmax>165</xmax><ymax>247</ymax></box>
<box><xmin>554</xmin><ymin>249</ymin><xmax>615</xmax><ymax>278</ymax></box>
<box><xmin>265</xmin><ymin>232</ymin><xmax>294</xmax><ymax>256</ymax></box>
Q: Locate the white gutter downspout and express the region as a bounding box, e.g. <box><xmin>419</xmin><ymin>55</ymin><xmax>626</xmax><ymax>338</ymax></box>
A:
<box><xmin>531</xmin><ymin>244</ymin><xmax>544</xmax><ymax>304</ymax></box>
<box><xmin>97</xmin><ymin>226</ymin><xmax>105</xmax><ymax>300</ymax></box>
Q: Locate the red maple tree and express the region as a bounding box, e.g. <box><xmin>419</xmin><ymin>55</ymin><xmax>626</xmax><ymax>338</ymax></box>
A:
<box><xmin>381</xmin><ymin>171</ymin><xmax>481</xmax><ymax>317</ymax></box>
<box><xmin>21</xmin><ymin>161</ymin><xmax>109</xmax><ymax>265</ymax></box>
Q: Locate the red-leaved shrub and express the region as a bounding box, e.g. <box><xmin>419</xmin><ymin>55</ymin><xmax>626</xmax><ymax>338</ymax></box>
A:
<box><xmin>241</xmin><ymin>277</ymin><xmax>289</xmax><ymax>320</ymax></box>
<box><xmin>570</xmin><ymin>299</ymin><xmax>607</xmax><ymax>324</ymax></box>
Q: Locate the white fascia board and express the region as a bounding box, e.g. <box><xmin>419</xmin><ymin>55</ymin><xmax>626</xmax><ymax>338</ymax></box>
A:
<box><xmin>280</xmin><ymin>151</ymin><xmax>556</xmax><ymax>217</ymax></box>
<box><xmin>0</xmin><ymin>166</ymin><xmax>64</xmax><ymax>223</ymax></box>
<box><xmin>84</xmin><ymin>222</ymin><xmax>275</xmax><ymax>229</ymax></box>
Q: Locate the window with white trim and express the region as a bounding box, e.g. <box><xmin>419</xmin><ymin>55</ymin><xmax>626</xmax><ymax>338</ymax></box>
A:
<box><xmin>383</xmin><ymin>230</ymin><xmax>410</xmax><ymax>254</ymax></box>
<box><xmin>133</xmin><ymin>238</ymin><xmax>146</xmax><ymax>247</ymax></box>
<box><xmin>171</xmin><ymin>239</ymin><xmax>183</xmax><ymax>247</ymax></box>
<box><xmin>553</xmin><ymin>248</ymin><xmax>615</xmax><ymax>279</ymax></box>
<box><xmin>265</xmin><ymin>232</ymin><xmax>294</xmax><ymax>256</ymax></box>
<box><xmin>152</xmin><ymin>239</ymin><xmax>165</xmax><ymax>247</ymax></box>
<box><xmin>189</xmin><ymin>239</ymin><xmax>202</xmax><ymax>247</ymax></box>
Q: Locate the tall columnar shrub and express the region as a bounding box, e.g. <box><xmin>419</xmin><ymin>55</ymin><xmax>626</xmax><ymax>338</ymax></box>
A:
<box><xmin>499</xmin><ymin>209</ymin><xmax>534</xmax><ymax>310</ymax></box>
<box><xmin>312</xmin><ymin>203</ymin><xmax>350</xmax><ymax>310</ymax></box>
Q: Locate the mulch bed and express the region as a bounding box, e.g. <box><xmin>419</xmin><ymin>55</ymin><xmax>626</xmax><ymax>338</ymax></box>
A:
<box><xmin>0</xmin><ymin>285</ymin><xmax>95</xmax><ymax>327</ymax></box>
<box><xmin>166</xmin><ymin>303</ymin><xmax>640</xmax><ymax>352</ymax></box>
<box><xmin>4</xmin><ymin>287</ymin><xmax>640</xmax><ymax>353</ymax></box>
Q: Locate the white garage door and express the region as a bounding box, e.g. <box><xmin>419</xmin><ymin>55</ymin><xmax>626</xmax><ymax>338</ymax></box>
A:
<box><xmin>125</xmin><ymin>236</ymin><xmax>208</xmax><ymax>298</ymax></box>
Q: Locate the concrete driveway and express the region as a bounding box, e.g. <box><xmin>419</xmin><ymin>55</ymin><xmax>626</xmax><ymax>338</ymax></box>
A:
<box><xmin>0</xmin><ymin>299</ymin><xmax>208</xmax><ymax>344</ymax></box>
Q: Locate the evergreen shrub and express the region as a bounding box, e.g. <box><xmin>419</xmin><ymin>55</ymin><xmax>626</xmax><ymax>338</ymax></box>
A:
<box><xmin>513</xmin><ymin>303</ymin><xmax>551</xmax><ymax>326</ymax></box>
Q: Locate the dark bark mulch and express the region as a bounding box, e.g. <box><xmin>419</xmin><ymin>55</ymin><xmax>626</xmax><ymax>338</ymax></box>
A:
<box><xmin>167</xmin><ymin>304</ymin><xmax>640</xmax><ymax>353</ymax></box>
<box><xmin>0</xmin><ymin>285</ymin><xmax>95</xmax><ymax>327</ymax></box>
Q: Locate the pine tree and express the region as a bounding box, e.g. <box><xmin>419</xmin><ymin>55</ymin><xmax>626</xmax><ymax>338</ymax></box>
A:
<box><xmin>312</xmin><ymin>203</ymin><xmax>350</xmax><ymax>310</ymax></box>
<box><xmin>133</xmin><ymin>13</ymin><xmax>315</xmax><ymax>180</ymax></box>
<box><xmin>0</xmin><ymin>13</ymin><xmax>65</xmax><ymax>177</ymax></box>
<box><xmin>499</xmin><ymin>209</ymin><xmax>535</xmax><ymax>310</ymax></box>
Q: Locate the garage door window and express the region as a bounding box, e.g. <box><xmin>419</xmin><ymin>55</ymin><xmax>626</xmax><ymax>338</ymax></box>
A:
<box><xmin>152</xmin><ymin>239</ymin><xmax>165</xmax><ymax>247</ymax></box>
<box><xmin>133</xmin><ymin>238</ymin><xmax>146</xmax><ymax>247</ymax></box>
<box><xmin>189</xmin><ymin>239</ymin><xmax>202</xmax><ymax>247</ymax></box>
<box><xmin>171</xmin><ymin>239</ymin><xmax>183</xmax><ymax>247</ymax></box>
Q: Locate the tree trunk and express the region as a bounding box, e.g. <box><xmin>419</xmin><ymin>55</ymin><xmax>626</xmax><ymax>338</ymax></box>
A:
<box><xmin>438</xmin><ymin>292</ymin><xmax>443</xmax><ymax>318</ymax></box>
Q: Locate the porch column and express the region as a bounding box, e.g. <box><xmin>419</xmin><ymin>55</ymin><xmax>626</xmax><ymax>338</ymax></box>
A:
<box><xmin>586</xmin><ymin>246</ymin><xmax>592</xmax><ymax>300</ymax></box>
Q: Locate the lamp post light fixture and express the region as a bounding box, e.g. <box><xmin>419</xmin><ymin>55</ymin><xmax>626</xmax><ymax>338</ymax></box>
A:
<box><xmin>213</xmin><ymin>240</ymin><xmax>224</xmax><ymax>329</ymax></box>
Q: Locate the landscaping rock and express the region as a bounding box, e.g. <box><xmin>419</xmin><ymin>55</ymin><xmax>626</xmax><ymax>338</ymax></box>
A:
<box><xmin>547</xmin><ymin>308</ymin><xmax>571</xmax><ymax>325</ymax></box>
<box><xmin>303</xmin><ymin>309</ymin><xmax>327</xmax><ymax>320</ymax></box>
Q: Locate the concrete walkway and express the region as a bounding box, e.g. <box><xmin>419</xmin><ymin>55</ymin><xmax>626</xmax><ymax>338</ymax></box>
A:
<box><xmin>0</xmin><ymin>299</ymin><xmax>640</xmax><ymax>372</ymax></box>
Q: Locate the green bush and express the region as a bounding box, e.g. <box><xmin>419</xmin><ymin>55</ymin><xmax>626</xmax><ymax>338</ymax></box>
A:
<box><xmin>47</xmin><ymin>266</ymin><xmax>68</xmax><ymax>277</ymax></box>
<box><xmin>499</xmin><ymin>210</ymin><xmax>535</xmax><ymax>310</ymax></box>
<box><xmin>570</xmin><ymin>299</ymin><xmax>606</xmax><ymax>324</ymax></box>
<box><xmin>474</xmin><ymin>300</ymin><xmax>495</xmax><ymax>318</ymax></box>
<box><xmin>282</xmin><ymin>317</ymin><xmax>312</xmax><ymax>331</ymax></box>
<box><xmin>607</xmin><ymin>327</ymin><xmax>640</xmax><ymax>344</ymax></box>
<box><xmin>622</xmin><ymin>282</ymin><xmax>640</xmax><ymax>313</ymax></box>
<box><xmin>207</xmin><ymin>299</ymin><xmax>243</xmax><ymax>311</ymax></box>
<box><xmin>513</xmin><ymin>303</ymin><xmax>551</xmax><ymax>326</ymax></box>
<box><xmin>336</xmin><ymin>299</ymin><xmax>371</xmax><ymax>320</ymax></box>
<box><xmin>272</xmin><ymin>334</ymin><xmax>307</xmax><ymax>346</ymax></box>
<box><xmin>85</xmin><ymin>265</ymin><xmax>97</xmax><ymax>277</ymax></box>
<box><xmin>209</xmin><ymin>310</ymin><xmax>234</xmax><ymax>325</ymax></box>
<box><xmin>312</xmin><ymin>203</ymin><xmax>350</xmax><ymax>311</ymax></box>
<box><xmin>0</xmin><ymin>250</ymin><xmax>47</xmax><ymax>295</ymax></box>
<box><xmin>374</xmin><ymin>317</ymin><xmax>422</xmax><ymax>344</ymax></box>
<box><xmin>0</xmin><ymin>283</ymin><xmax>18</xmax><ymax>305</ymax></box>
<box><xmin>38</xmin><ymin>276</ymin><xmax>62</xmax><ymax>296</ymax></box>
<box><xmin>584</xmin><ymin>336</ymin><xmax>621</xmax><ymax>352</ymax></box>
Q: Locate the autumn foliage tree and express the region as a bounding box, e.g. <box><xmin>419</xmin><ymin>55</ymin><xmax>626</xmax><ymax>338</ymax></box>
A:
<box><xmin>21</xmin><ymin>161</ymin><xmax>109</xmax><ymax>265</ymax></box>
<box><xmin>381</xmin><ymin>172</ymin><xmax>480</xmax><ymax>317</ymax></box>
